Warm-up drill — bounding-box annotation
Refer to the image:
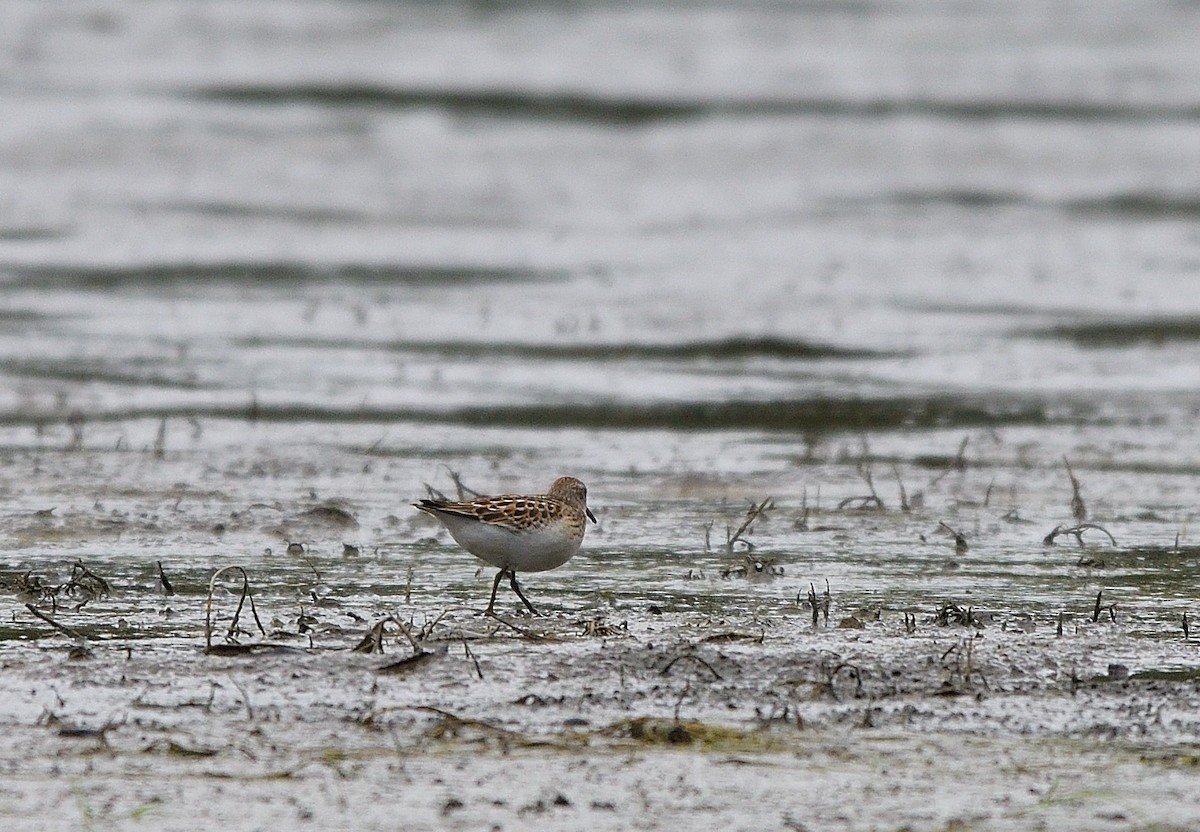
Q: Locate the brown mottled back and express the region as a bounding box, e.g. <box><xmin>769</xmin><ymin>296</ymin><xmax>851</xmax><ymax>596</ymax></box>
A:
<box><xmin>414</xmin><ymin>475</ymin><xmax>593</xmax><ymax>533</ymax></box>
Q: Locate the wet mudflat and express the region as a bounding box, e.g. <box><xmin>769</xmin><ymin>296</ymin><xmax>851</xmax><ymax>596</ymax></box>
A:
<box><xmin>4</xmin><ymin>0</ymin><xmax>1200</xmax><ymax>829</ymax></box>
<box><xmin>2</xmin><ymin>429</ymin><xmax>1200</xmax><ymax>831</ymax></box>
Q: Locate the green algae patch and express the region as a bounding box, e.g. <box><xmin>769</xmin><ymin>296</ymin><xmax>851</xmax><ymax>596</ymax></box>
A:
<box><xmin>1129</xmin><ymin>667</ymin><xmax>1200</xmax><ymax>683</ymax></box>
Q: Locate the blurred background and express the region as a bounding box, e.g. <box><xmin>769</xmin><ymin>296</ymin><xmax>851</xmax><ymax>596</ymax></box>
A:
<box><xmin>1</xmin><ymin>0</ymin><xmax>1200</xmax><ymax>571</ymax></box>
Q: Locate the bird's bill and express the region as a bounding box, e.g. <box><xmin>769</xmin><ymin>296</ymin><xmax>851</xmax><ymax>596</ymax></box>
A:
<box><xmin>586</xmin><ymin>507</ymin><xmax>597</xmax><ymax>524</ymax></box>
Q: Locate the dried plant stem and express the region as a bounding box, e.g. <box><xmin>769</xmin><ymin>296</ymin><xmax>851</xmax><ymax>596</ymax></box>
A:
<box><xmin>204</xmin><ymin>566</ymin><xmax>266</xmax><ymax>650</ymax></box>
<box><xmin>1064</xmin><ymin>456</ymin><xmax>1087</xmax><ymax>521</ymax></box>
<box><xmin>725</xmin><ymin>497</ymin><xmax>774</xmax><ymax>552</ymax></box>
<box><xmin>660</xmin><ymin>654</ymin><xmax>722</xmax><ymax>680</ymax></box>
<box><xmin>157</xmin><ymin>561</ymin><xmax>175</xmax><ymax>596</ymax></box>
<box><xmin>445</xmin><ymin>467</ymin><xmax>483</xmax><ymax>499</ymax></box>
<box><xmin>938</xmin><ymin>521</ymin><xmax>969</xmax><ymax>555</ymax></box>
<box><xmin>25</xmin><ymin>603</ymin><xmax>86</xmax><ymax>641</ymax></box>
<box><xmin>837</xmin><ymin>466</ymin><xmax>884</xmax><ymax>511</ymax></box>
<box><xmin>1043</xmin><ymin>523</ymin><xmax>1116</xmax><ymax>547</ymax></box>
<box><xmin>892</xmin><ymin>465</ymin><xmax>910</xmax><ymax>513</ymax></box>
<box><xmin>806</xmin><ymin>580</ymin><xmax>831</xmax><ymax>627</ymax></box>
<box><xmin>930</xmin><ymin>436</ymin><xmax>969</xmax><ymax>486</ymax></box>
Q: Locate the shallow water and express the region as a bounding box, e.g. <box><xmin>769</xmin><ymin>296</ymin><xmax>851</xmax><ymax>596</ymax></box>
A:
<box><xmin>3</xmin><ymin>1</ymin><xmax>1200</xmax><ymax>829</ymax></box>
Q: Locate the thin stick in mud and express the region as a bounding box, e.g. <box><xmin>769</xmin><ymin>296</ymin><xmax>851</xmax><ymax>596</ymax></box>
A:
<box><xmin>378</xmin><ymin>650</ymin><xmax>437</xmax><ymax>675</ymax></box>
<box><xmin>938</xmin><ymin>521</ymin><xmax>969</xmax><ymax>555</ymax></box>
<box><xmin>204</xmin><ymin>566</ymin><xmax>267</xmax><ymax>650</ymax></box>
<box><xmin>25</xmin><ymin>603</ymin><xmax>87</xmax><ymax>642</ymax></box>
<box><xmin>461</xmin><ymin>637</ymin><xmax>484</xmax><ymax>680</ymax></box>
<box><xmin>892</xmin><ymin>464</ymin><xmax>910</xmax><ymax>513</ymax></box>
<box><xmin>1043</xmin><ymin>523</ymin><xmax>1117</xmax><ymax>547</ymax></box>
<box><xmin>445</xmin><ymin>467</ymin><xmax>483</xmax><ymax>499</ymax></box>
<box><xmin>65</xmin><ymin>560</ymin><xmax>111</xmax><ymax>609</ymax></box>
<box><xmin>725</xmin><ymin>497</ymin><xmax>774</xmax><ymax>552</ymax></box>
<box><xmin>1090</xmin><ymin>590</ymin><xmax>1117</xmax><ymax>623</ymax></box>
<box><xmin>660</xmin><ymin>653</ymin><xmax>722</xmax><ymax>680</ymax></box>
<box><xmin>1064</xmin><ymin>456</ymin><xmax>1087</xmax><ymax>521</ymax></box>
<box><xmin>838</xmin><ymin>466</ymin><xmax>883</xmax><ymax>511</ymax></box>
<box><xmin>806</xmin><ymin>580</ymin><xmax>831</xmax><ymax>627</ymax></box>
<box><xmin>354</xmin><ymin>613</ymin><xmax>423</xmax><ymax>655</ymax></box>
<box><xmin>157</xmin><ymin>561</ymin><xmax>175</xmax><ymax>596</ymax></box>
<box><xmin>929</xmin><ymin>435</ymin><xmax>969</xmax><ymax>486</ymax></box>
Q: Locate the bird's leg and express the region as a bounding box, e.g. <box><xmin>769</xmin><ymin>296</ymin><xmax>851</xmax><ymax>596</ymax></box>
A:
<box><xmin>508</xmin><ymin>571</ymin><xmax>539</xmax><ymax>615</ymax></box>
<box><xmin>485</xmin><ymin>568</ymin><xmax>506</xmax><ymax>615</ymax></box>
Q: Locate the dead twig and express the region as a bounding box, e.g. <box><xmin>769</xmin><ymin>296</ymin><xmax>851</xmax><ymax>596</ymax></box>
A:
<box><xmin>700</xmin><ymin>630</ymin><xmax>763</xmax><ymax>644</ymax></box>
<box><xmin>353</xmin><ymin>619</ymin><xmax>391</xmax><ymax>654</ymax></box>
<box><xmin>153</xmin><ymin>417</ymin><xmax>167</xmax><ymax>459</ymax></box>
<box><xmin>461</xmin><ymin>638</ymin><xmax>484</xmax><ymax>680</ymax></box>
<box><xmin>1064</xmin><ymin>456</ymin><xmax>1087</xmax><ymax>521</ymax></box>
<box><xmin>837</xmin><ymin>466</ymin><xmax>884</xmax><ymax>511</ymax></box>
<box><xmin>62</xmin><ymin>560</ymin><xmax>111</xmax><ymax>610</ymax></box>
<box><xmin>16</xmin><ymin>571</ymin><xmax>60</xmax><ymax>609</ymax></box>
<box><xmin>817</xmin><ymin>659</ymin><xmax>865</xmax><ymax>701</ymax></box>
<box><xmin>935</xmin><ymin>601</ymin><xmax>982</xmax><ymax>628</ymax></box>
<box><xmin>804</xmin><ymin>580</ymin><xmax>831</xmax><ymax>627</ymax></box>
<box><xmin>486</xmin><ymin>615</ymin><xmax>555</xmax><ymax>642</ymax></box>
<box><xmin>228</xmin><ymin>676</ymin><xmax>254</xmax><ymax>720</ymax></box>
<box><xmin>1043</xmin><ymin>523</ymin><xmax>1117</xmax><ymax>547</ymax></box>
<box><xmin>660</xmin><ymin>654</ymin><xmax>722</xmax><ymax>680</ymax></box>
<box><xmin>355</xmin><ymin>613</ymin><xmax>423</xmax><ymax>655</ymax></box>
<box><xmin>445</xmin><ymin>467</ymin><xmax>483</xmax><ymax>500</ymax></box>
<box><xmin>25</xmin><ymin>603</ymin><xmax>87</xmax><ymax>642</ymax></box>
<box><xmin>157</xmin><ymin>561</ymin><xmax>175</xmax><ymax>596</ymax></box>
<box><xmin>66</xmin><ymin>410</ymin><xmax>85</xmax><ymax>450</ymax></box>
<box><xmin>1091</xmin><ymin>590</ymin><xmax>1117</xmax><ymax>623</ymax></box>
<box><xmin>416</xmin><ymin>608</ymin><xmax>456</xmax><ymax>641</ymax></box>
<box><xmin>671</xmin><ymin>679</ymin><xmax>693</xmax><ymax>723</ymax></box>
<box><xmin>938</xmin><ymin>521</ymin><xmax>969</xmax><ymax>555</ymax></box>
<box><xmin>938</xmin><ymin>638</ymin><xmax>989</xmax><ymax>693</ymax></box>
<box><xmin>204</xmin><ymin>566</ymin><xmax>267</xmax><ymax>650</ymax></box>
<box><xmin>929</xmin><ymin>436</ymin><xmax>969</xmax><ymax>486</ymax></box>
<box><xmin>795</xmin><ymin>487</ymin><xmax>811</xmax><ymax>531</ymax></box>
<box><xmin>387</xmin><ymin>613</ymin><xmax>422</xmax><ymax>651</ymax></box>
<box><xmin>378</xmin><ymin>650</ymin><xmax>437</xmax><ymax>675</ymax></box>
<box><xmin>17</xmin><ymin>561</ymin><xmax>112</xmax><ymax>612</ymax></box>
<box><xmin>413</xmin><ymin>705</ymin><xmax>519</xmax><ymax>740</ymax></box>
<box><xmin>893</xmin><ymin>465</ymin><xmax>910</xmax><ymax>513</ymax></box>
<box><xmin>725</xmin><ymin>497</ymin><xmax>774</xmax><ymax>552</ymax></box>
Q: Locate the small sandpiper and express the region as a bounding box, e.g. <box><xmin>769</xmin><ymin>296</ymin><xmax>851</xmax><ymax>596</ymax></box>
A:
<box><xmin>413</xmin><ymin>476</ymin><xmax>596</xmax><ymax>614</ymax></box>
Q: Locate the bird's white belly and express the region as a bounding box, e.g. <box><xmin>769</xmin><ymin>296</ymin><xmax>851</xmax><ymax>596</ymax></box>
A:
<box><xmin>439</xmin><ymin>515</ymin><xmax>582</xmax><ymax>572</ymax></box>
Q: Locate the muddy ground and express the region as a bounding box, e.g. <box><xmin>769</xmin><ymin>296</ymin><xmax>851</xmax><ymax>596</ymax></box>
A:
<box><xmin>3</xmin><ymin>518</ymin><xmax>1199</xmax><ymax>832</ymax></box>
